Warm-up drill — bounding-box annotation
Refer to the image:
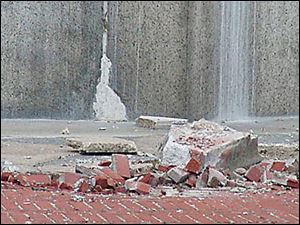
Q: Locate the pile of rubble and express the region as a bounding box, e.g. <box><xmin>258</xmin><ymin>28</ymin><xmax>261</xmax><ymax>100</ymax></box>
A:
<box><xmin>1</xmin><ymin>118</ymin><xmax>298</xmax><ymax>195</ymax></box>
<box><xmin>1</xmin><ymin>153</ymin><xmax>298</xmax><ymax>196</ymax></box>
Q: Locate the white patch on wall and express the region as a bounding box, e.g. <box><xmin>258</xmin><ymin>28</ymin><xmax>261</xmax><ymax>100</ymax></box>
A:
<box><xmin>93</xmin><ymin>1</ymin><xmax>127</xmax><ymax>121</ymax></box>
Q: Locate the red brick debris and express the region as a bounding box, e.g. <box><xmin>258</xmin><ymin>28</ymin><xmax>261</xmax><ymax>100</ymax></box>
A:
<box><xmin>1</xmin><ymin>154</ymin><xmax>299</xmax><ymax>195</ymax></box>
<box><xmin>1</xmin><ymin>182</ymin><xmax>299</xmax><ymax>224</ymax></box>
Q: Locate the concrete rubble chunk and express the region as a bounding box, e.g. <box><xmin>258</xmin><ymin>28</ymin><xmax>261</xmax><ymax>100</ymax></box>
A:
<box><xmin>159</xmin><ymin>118</ymin><xmax>262</xmax><ymax>170</ymax></box>
<box><xmin>130</xmin><ymin>163</ymin><xmax>154</xmax><ymax>177</ymax></box>
<box><xmin>196</xmin><ymin>167</ymin><xmax>209</xmax><ymax>188</ymax></box>
<box><xmin>136</xmin><ymin>116</ymin><xmax>188</xmax><ymax>129</ymax></box>
<box><xmin>234</xmin><ymin>168</ymin><xmax>247</xmax><ymax>176</ymax></box>
<box><xmin>167</xmin><ymin>167</ymin><xmax>189</xmax><ymax>184</ymax></box>
<box><xmin>75</xmin><ymin>165</ymin><xmax>97</xmax><ymax>176</ymax></box>
<box><xmin>207</xmin><ymin>167</ymin><xmax>228</xmax><ymax>187</ymax></box>
<box><xmin>1</xmin><ymin>160</ymin><xmax>20</xmax><ymax>173</ymax></box>
<box><xmin>66</xmin><ymin>137</ymin><xmax>137</xmax><ymax>154</ymax></box>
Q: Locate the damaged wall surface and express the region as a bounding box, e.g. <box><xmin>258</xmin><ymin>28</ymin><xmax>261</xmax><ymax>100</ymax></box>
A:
<box><xmin>1</xmin><ymin>1</ymin><xmax>299</xmax><ymax>120</ymax></box>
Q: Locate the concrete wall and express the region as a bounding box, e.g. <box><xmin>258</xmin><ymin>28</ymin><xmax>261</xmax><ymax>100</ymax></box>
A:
<box><xmin>1</xmin><ymin>1</ymin><xmax>103</xmax><ymax>119</ymax></box>
<box><xmin>1</xmin><ymin>1</ymin><xmax>299</xmax><ymax>120</ymax></box>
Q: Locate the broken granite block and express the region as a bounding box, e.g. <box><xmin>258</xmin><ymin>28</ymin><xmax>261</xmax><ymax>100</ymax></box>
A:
<box><xmin>167</xmin><ymin>167</ymin><xmax>189</xmax><ymax>183</ymax></box>
<box><xmin>66</xmin><ymin>137</ymin><xmax>137</xmax><ymax>154</ymax></box>
<box><xmin>159</xmin><ymin>119</ymin><xmax>262</xmax><ymax>171</ymax></box>
<box><xmin>136</xmin><ymin>116</ymin><xmax>188</xmax><ymax>129</ymax></box>
<box><xmin>207</xmin><ymin>167</ymin><xmax>228</xmax><ymax>187</ymax></box>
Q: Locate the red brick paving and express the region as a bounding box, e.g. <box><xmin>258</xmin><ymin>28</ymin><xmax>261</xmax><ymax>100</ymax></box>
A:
<box><xmin>1</xmin><ymin>182</ymin><xmax>299</xmax><ymax>224</ymax></box>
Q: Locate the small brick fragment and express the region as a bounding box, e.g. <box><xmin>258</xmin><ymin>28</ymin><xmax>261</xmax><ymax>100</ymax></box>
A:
<box><xmin>270</xmin><ymin>161</ymin><xmax>287</xmax><ymax>172</ymax></box>
<box><xmin>136</xmin><ymin>182</ymin><xmax>151</xmax><ymax>194</ymax></box>
<box><xmin>157</xmin><ymin>165</ymin><xmax>170</xmax><ymax>172</ymax></box>
<box><xmin>226</xmin><ymin>180</ymin><xmax>236</xmax><ymax>188</ymax></box>
<box><xmin>245</xmin><ymin>165</ymin><xmax>263</xmax><ymax>182</ymax></box>
<box><xmin>114</xmin><ymin>186</ymin><xmax>126</xmax><ymax>193</ymax></box>
<box><xmin>98</xmin><ymin>167</ymin><xmax>125</xmax><ymax>184</ymax></box>
<box><xmin>1</xmin><ymin>172</ymin><xmax>12</xmax><ymax>181</ymax></box>
<box><xmin>190</xmin><ymin>149</ymin><xmax>205</xmax><ymax>165</ymax></box>
<box><xmin>27</xmin><ymin>174</ymin><xmax>51</xmax><ymax>187</ymax></box>
<box><xmin>58</xmin><ymin>172</ymin><xmax>82</xmax><ymax>190</ymax></box>
<box><xmin>78</xmin><ymin>180</ymin><xmax>90</xmax><ymax>193</ymax></box>
<box><xmin>138</xmin><ymin>173</ymin><xmax>153</xmax><ymax>184</ymax></box>
<box><xmin>107</xmin><ymin>178</ymin><xmax>118</xmax><ymax>188</ymax></box>
<box><xmin>15</xmin><ymin>174</ymin><xmax>30</xmax><ymax>187</ymax></box>
<box><xmin>111</xmin><ymin>154</ymin><xmax>131</xmax><ymax>179</ymax></box>
<box><xmin>185</xmin><ymin>174</ymin><xmax>197</xmax><ymax>187</ymax></box>
<box><xmin>98</xmin><ymin>160</ymin><xmax>112</xmax><ymax>167</ymax></box>
<box><xmin>287</xmin><ymin>178</ymin><xmax>299</xmax><ymax>189</ymax></box>
<box><xmin>185</xmin><ymin>158</ymin><xmax>201</xmax><ymax>174</ymax></box>
<box><xmin>94</xmin><ymin>175</ymin><xmax>108</xmax><ymax>189</ymax></box>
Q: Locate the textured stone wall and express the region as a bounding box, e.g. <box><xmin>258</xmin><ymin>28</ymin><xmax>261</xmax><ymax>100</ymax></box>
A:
<box><xmin>1</xmin><ymin>1</ymin><xmax>299</xmax><ymax>120</ymax></box>
<box><xmin>186</xmin><ymin>1</ymin><xmax>221</xmax><ymax>120</ymax></box>
<box><xmin>252</xmin><ymin>1</ymin><xmax>299</xmax><ymax>116</ymax></box>
<box><xmin>107</xmin><ymin>1</ymin><xmax>189</xmax><ymax>119</ymax></box>
<box><xmin>1</xmin><ymin>1</ymin><xmax>103</xmax><ymax>119</ymax></box>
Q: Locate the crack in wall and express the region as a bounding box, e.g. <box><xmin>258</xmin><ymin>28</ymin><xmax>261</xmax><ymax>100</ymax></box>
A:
<box><xmin>93</xmin><ymin>1</ymin><xmax>127</xmax><ymax>121</ymax></box>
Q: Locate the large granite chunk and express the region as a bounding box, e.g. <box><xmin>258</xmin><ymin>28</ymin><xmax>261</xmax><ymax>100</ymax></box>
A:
<box><xmin>66</xmin><ymin>137</ymin><xmax>137</xmax><ymax>154</ymax></box>
<box><xmin>159</xmin><ymin>119</ymin><xmax>262</xmax><ymax>171</ymax></box>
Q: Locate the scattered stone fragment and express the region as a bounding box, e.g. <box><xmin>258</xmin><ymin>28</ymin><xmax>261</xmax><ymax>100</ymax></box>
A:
<box><xmin>130</xmin><ymin>163</ymin><xmax>154</xmax><ymax>177</ymax></box>
<box><xmin>125</xmin><ymin>177</ymin><xmax>138</xmax><ymax>191</ymax></box>
<box><xmin>235</xmin><ymin>168</ymin><xmax>247</xmax><ymax>176</ymax></box>
<box><xmin>75</xmin><ymin>165</ymin><xmax>97</xmax><ymax>176</ymax></box>
<box><xmin>1</xmin><ymin>160</ymin><xmax>20</xmax><ymax>173</ymax></box>
<box><xmin>207</xmin><ymin>167</ymin><xmax>228</xmax><ymax>188</ymax></box>
<box><xmin>66</xmin><ymin>137</ymin><xmax>137</xmax><ymax>154</ymax></box>
<box><xmin>196</xmin><ymin>167</ymin><xmax>209</xmax><ymax>188</ymax></box>
<box><xmin>167</xmin><ymin>167</ymin><xmax>189</xmax><ymax>184</ymax></box>
<box><xmin>61</xmin><ymin>128</ymin><xmax>70</xmax><ymax>135</ymax></box>
<box><xmin>230</xmin><ymin>187</ymin><xmax>246</xmax><ymax>193</ymax></box>
<box><xmin>136</xmin><ymin>116</ymin><xmax>188</xmax><ymax>129</ymax></box>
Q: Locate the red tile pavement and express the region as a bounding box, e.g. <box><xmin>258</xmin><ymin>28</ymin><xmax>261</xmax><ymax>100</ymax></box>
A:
<box><xmin>1</xmin><ymin>182</ymin><xmax>299</xmax><ymax>224</ymax></box>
